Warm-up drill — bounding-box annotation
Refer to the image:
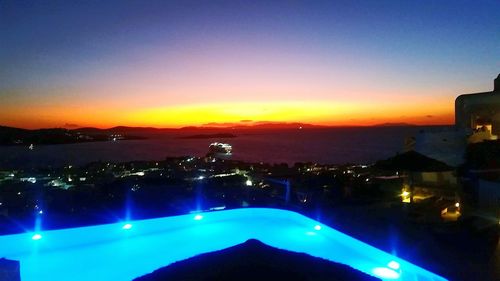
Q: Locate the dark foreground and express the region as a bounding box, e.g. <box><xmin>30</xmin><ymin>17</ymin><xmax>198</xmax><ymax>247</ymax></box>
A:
<box><xmin>135</xmin><ymin>239</ymin><xmax>379</xmax><ymax>281</ymax></box>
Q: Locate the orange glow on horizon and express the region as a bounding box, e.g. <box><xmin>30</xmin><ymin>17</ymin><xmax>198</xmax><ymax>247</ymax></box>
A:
<box><xmin>0</xmin><ymin>98</ymin><xmax>454</xmax><ymax>129</ymax></box>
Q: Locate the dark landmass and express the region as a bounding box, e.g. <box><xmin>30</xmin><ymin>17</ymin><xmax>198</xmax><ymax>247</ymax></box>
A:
<box><xmin>372</xmin><ymin>122</ymin><xmax>416</xmax><ymax>127</ymax></box>
<box><xmin>189</xmin><ymin>121</ymin><xmax>324</xmax><ymax>130</ymax></box>
<box><xmin>70</xmin><ymin>122</ymin><xmax>321</xmax><ymax>132</ymax></box>
<box><xmin>73</xmin><ymin>126</ymin><xmax>175</xmax><ymax>135</ymax></box>
<box><xmin>134</xmin><ymin>239</ymin><xmax>379</xmax><ymax>281</ymax></box>
<box><xmin>0</xmin><ymin>122</ymin><xmax>457</xmax><ymax>146</ymax></box>
<box><xmin>0</xmin><ymin>126</ymin><xmax>145</xmax><ymax>145</ymax></box>
<box><xmin>179</xmin><ymin>133</ymin><xmax>237</xmax><ymax>139</ymax></box>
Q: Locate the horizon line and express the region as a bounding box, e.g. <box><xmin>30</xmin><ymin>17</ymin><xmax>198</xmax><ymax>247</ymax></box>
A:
<box><xmin>1</xmin><ymin>122</ymin><xmax>455</xmax><ymax>131</ymax></box>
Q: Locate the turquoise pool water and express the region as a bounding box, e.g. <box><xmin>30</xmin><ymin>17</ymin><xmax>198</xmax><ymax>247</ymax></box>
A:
<box><xmin>0</xmin><ymin>208</ymin><xmax>447</xmax><ymax>281</ymax></box>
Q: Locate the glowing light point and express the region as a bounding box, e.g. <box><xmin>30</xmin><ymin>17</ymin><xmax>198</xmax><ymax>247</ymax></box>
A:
<box><xmin>194</xmin><ymin>214</ymin><xmax>203</xmax><ymax>220</ymax></box>
<box><xmin>122</xmin><ymin>223</ymin><xmax>133</xmax><ymax>230</ymax></box>
<box><xmin>388</xmin><ymin>261</ymin><xmax>400</xmax><ymax>270</ymax></box>
<box><xmin>314</xmin><ymin>225</ymin><xmax>322</xmax><ymax>231</ymax></box>
<box><xmin>245</xmin><ymin>179</ymin><xmax>252</xmax><ymax>186</ymax></box>
<box><xmin>31</xmin><ymin>233</ymin><xmax>42</xmax><ymax>240</ymax></box>
<box><xmin>372</xmin><ymin>267</ymin><xmax>400</xmax><ymax>279</ymax></box>
<box><xmin>455</xmin><ymin>202</ymin><xmax>460</xmax><ymax>208</ymax></box>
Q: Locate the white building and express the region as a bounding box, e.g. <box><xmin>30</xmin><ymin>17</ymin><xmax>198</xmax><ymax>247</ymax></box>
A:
<box><xmin>409</xmin><ymin>74</ymin><xmax>500</xmax><ymax>166</ymax></box>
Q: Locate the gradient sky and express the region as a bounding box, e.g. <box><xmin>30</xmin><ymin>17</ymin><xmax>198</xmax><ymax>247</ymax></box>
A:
<box><xmin>1</xmin><ymin>0</ymin><xmax>499</xmax><ymax>129</ymax></box>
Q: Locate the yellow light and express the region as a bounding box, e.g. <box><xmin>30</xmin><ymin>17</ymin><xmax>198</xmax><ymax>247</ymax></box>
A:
<box><xmin>401</xmin><ymin>190</ymin><xmax>410</xmax><ymax>203</ymax></box>
<box><xmin>455</xmin><ymin>202</ymin><xmax>460</xmax><ymax>208</ymax></box>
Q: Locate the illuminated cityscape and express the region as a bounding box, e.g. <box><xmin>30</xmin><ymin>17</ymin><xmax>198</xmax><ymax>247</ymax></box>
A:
<box><xmin>0</xmin><ymin>1</ymin><xmax>499</xmax><ymax>281</ymax></box>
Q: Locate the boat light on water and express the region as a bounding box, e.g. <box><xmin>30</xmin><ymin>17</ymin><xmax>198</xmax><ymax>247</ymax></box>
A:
<box><xmin>0</xmin><ymin>208</ymin><xmax>447</xmax><ymax>281</ymax></box>
<box><xmin>207</xmin><ymin>142</ymin><xmax>232</xmax><ymax>159</ymax></box>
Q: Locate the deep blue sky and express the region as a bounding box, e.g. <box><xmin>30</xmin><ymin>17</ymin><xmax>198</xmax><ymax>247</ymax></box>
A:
<box><xmin>0</xmin><ymin>0</ymin><xmax>499</xmax><ymax>128</ymax></box>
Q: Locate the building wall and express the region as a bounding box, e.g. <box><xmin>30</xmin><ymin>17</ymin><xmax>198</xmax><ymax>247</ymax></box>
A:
<box><xmin>455</xmin><ymin>74</ymin><xmax>500</xmax><ymax>135</ymax></box>
<box><xmin>477</xmin><ymin>179</ymin><xmax>500</xmax><ymax>218</ymax></box>
<box><xmin>418</xmin><ymin>171</ymin><xmax>457</xmax><ymax>187</ymax></box>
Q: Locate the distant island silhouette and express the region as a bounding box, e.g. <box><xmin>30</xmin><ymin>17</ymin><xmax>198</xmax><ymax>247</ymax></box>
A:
<box><xmin>0</xmin><ymin>122</ymin><xmax>426</xmax><ymax>145</ymax></box>
<box><xmin>372</xmin><ymin>122</ymin><xmax>416</xmax><ymax>127</ymax></box>
<box><xmin>179</xmin><ymin>133</ymin><xmax>237</xmax><ymax>139</ymax></box>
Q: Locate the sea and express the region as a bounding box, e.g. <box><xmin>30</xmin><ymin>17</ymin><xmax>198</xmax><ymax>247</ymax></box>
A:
<box><xmin>0</xmin><ymin>126</ymin><xmax>449</xmax><ymax>169</ymax></box>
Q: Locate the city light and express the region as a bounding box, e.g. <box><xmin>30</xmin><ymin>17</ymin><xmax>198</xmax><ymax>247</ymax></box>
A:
<box><xmin>401</xmin><ymin>190</ymin><xmax>411</xmax><ymax>203</ymax></box>
<box><xmin>31</xmin><ymin>233</ymin><xmax>42</xmax><ymax>240</ymax></box>
<box><xmin>245</xmin><ymin>179</ymin><xmax>253</xmax><ymax>186</ymax></box>
<box><xmin>314</xmin><ymin>225</ymin><xmax>322</xmax><ymax>231</ymax></box>
<box><xmin>455</xmin><ymin>202</ymin><xmax>460</xmax><ymax>208</ymax></box>
<box><xmin>194</xmin><ymin>214</ymin><xmax>203</xmax><ymax>220</ymax></box>
<box><xmin>122</xmin><ymin>223</ymin><xmax>133</xmax><ymax>230</ymax></box>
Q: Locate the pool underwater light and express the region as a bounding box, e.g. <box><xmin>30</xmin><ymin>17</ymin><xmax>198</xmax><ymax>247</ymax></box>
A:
<box><xmin>373</xmin><ymin>267</ymin><xmax>400</xmax><ymax>279</ymax></box>
<box><xmin>388</xmin><ymin>261</ymin><xmax>400</xmax><ymax>270</ymax></box>
<box><xmin>31</xmin><ymin>233</ymin><xmax>42</xmax><ymax>240</ymax></box>
<box><xmin>1</xmin><ymin>208</ymin><xmax>447</xmax><ymax>281</ymax></box>
<box><xmin>122</xmin><ymin>223</ymin><xmax>133</xmax><ymax>230</ymax></box>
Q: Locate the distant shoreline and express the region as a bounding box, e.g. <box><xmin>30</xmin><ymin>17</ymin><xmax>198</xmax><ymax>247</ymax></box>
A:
<box><xmin>0</xmin><ymin>136</ymin><xmax>146</xmax><ymax>146</ymax></box>
<box><xmin>179</xmin><ymin>133</ymin><xmax>237</xmax><ymax>139</ymax></box>
<box><xmin>0</xmin><ymin>126</ymin><xmax>147</xmax><ymax>146</ymax></box>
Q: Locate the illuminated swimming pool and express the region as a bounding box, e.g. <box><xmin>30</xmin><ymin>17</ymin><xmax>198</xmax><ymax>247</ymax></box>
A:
<box><xmin>0</xmin><ymin>208</ymin><xmax>447</xmax><ymax>281</ymax></box>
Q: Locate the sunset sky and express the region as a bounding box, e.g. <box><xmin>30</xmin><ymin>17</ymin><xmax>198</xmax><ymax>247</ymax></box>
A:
<box><xmin>1</xmin><ymin>0</ymin><xmax>499</xmax><ymax>129</ymax></box>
